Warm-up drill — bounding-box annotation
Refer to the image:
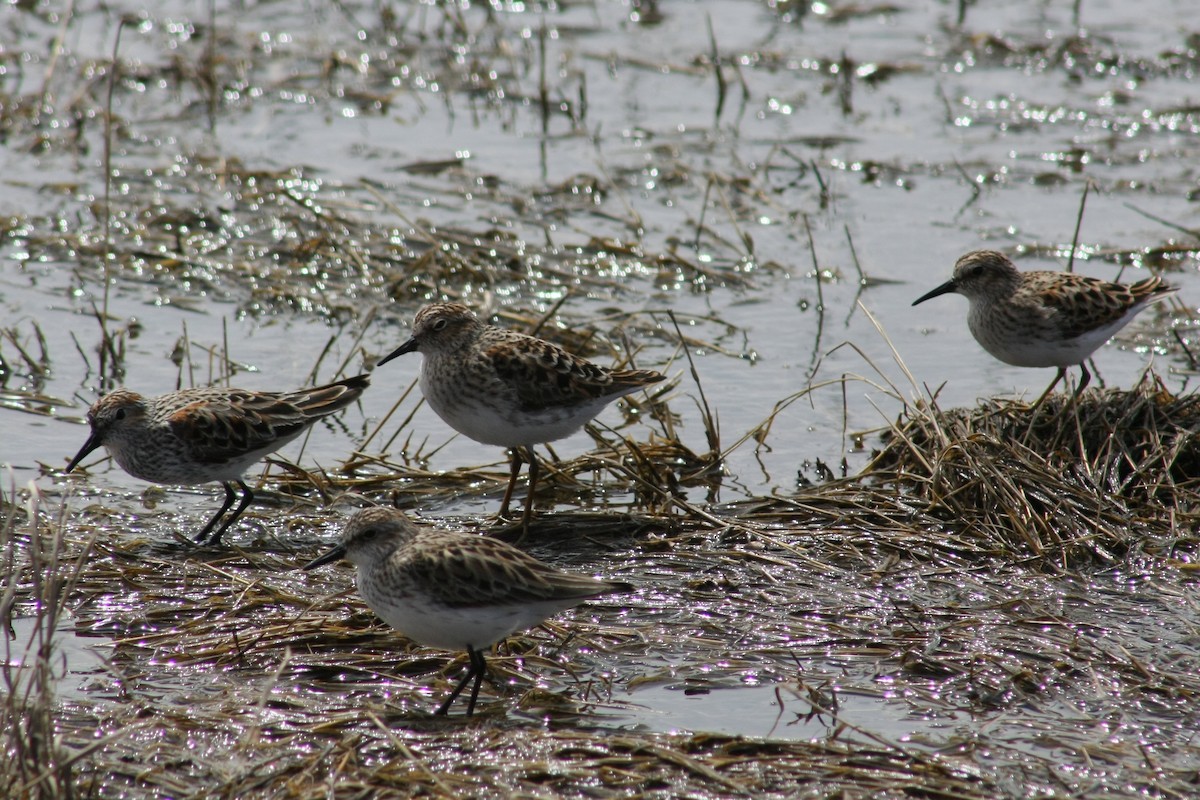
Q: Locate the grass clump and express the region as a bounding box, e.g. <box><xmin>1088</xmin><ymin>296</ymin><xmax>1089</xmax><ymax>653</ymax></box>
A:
<box><xmin>862</xmin><ymin>374</ymin><xmax>1199</xmax><ymax>565</ymax></box>
<box><xmin>1</xmin><ymin>482</ymin><xmax>97</xmax><ymax>799</ymax></box>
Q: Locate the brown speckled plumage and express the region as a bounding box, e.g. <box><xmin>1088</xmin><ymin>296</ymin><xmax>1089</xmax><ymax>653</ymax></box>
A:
<box><xmin>914</xmin><ymin>250</ymin><xmax>1176</xmax><ymax>404</ymax></box>
<box><xmin>377</xmin><ymin>302</ymin><xmax>665</xmax><ymax>529</ymax></box>
<box><xmin>66</xmin><ymin>375</ymin><xmax>370</xmax><ymax>544</ymax></box>
<box><xmin>303</xmin><ymin>507</ymin><xmax>632</xmax><ymax>716</ymax></box>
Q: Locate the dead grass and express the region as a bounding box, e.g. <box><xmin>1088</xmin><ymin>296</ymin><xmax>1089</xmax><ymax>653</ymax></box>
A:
<box><xmin>864</xmin><ymin>374</ymin><xmax>1199</xmax><ymax>564</ymax></box>
<box><xmin>5</xmin><ymin>371</ymin><xmax>1193</xmax><ymax>798</ymax></box>
<box><xmin>5</xmin><ymin>1</ymin><xmax>1200</xmax><ymax>797</ymax></box>
<box><xmin>1</xmin><ymin>481</ymin><xmax>98</xmax><ymax>799</ymax></box>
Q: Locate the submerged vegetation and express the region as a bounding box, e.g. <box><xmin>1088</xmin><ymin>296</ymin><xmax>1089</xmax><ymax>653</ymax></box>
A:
<box><xmin>3</xmin><ymin>0</ymin><xmax>1200</xmax><ymax>798</ymax></box>
<box><xmin>5</xmin><ymin>371</ymin><xmax>1199</xmax><ymax>796</ymax></box>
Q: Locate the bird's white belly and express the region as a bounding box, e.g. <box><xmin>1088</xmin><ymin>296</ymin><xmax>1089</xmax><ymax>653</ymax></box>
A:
<box><xmin>969</xmin><ymin>311</ymin><xmax>1127</xmax><ymax>369</ymax></box>
<box><xmin>421</xmin><ymin>374</ymin><xmax>602</xmax><ymax>447</ymax></box>
<box><xmin>365</xmin><ymin>590</ymin><xmax>568</xmax><ymax>651</ymax></box>
<box><xmin>113</xmin><ymin>434</ymin><xmax>304</xmax><ymax>485</ymax></box>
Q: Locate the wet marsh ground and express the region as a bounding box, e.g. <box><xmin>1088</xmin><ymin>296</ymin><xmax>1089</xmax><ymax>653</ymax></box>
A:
<box><xmin>3</xmin><ymin>0</ymin><xmax>1200</xmax><ymax>797</ymax></box>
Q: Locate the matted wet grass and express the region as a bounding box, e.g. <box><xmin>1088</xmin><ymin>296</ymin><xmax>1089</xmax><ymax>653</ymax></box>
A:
<box><xmin>6</xmin><ymin>375</ymin><xmax>1200</xmax><ymax>797</ymax></box>
<box><xmin>5</xmin><ymin>0</ymin><xmax>1200</xmax><ymax>797</ymax></box>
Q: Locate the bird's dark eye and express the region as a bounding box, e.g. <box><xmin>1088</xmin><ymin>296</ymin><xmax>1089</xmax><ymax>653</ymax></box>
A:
<box><xmin>360</xmin><ymin>526</ymin><xmax>380</xmax><ymax>540</ymax></box>
<box><xmin>114</xmin><ymin>408</ymin><xmax>127</xmax><ymax>420</ymax></box>
<box><xmin>432</xmin><ymin>318</ymin><xmax>448</xmax><ymax>332</ymax></box>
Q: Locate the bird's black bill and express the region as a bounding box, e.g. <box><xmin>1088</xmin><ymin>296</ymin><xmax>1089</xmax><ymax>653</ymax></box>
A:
<box><xmin>912</xmin><ymin>279</ymin><xmax>958</xmax><ymax>306</ymax></box>
<box><xmin>376</xmin><ymin>337</ymin><xmax>419</xmax><ymax>367</ymax></box>
<box><xmin>65</xmin><ymin>431</ymin><xmax>103</xmax><ymax>473</ymax></box>
<box><xmin>302</xmin><ymin>543</ymin><xmax>347</xmax><ymax>570</ymax></box>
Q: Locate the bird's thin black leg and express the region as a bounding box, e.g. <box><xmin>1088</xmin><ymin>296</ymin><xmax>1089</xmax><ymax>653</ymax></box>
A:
<box><xmin>1074</xmin><ymin>362</ymin><xmax>1092</xmax><ymax>397</ymax></box>
<box><xmin>193</xmin><ymin>481</ymin><xmax>239</xmax><ymax>544</ymax></box>
<box><xmin>498</xmin><ymin>449</ymin><xmax>525</xmax><ymax>519</ymax></box>
<box><xmin>436</xmin><ymin>647</ymin><xmax>488</xmax><ymax>716</ymax></box>
<box><xmin>520</xmin><ymin>449</ymin><xmax>539</xmax><ymax>534</ymax></box>
<box><xmin>200</xmin><ymin>480</ymin><xmax>254</xmax><ymax>546</ymax></box>
<box><xmin>1031</xmin><ymin>367</ymin><xmax>1067</xmax><ymax>411</ymax></box>
<box><xmin>464</xmin><ymin>647</ymin><xmax>488</xmax><ymax>716</ymax></box>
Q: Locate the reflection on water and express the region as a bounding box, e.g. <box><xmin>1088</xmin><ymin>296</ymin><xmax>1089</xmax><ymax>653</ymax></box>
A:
<box><xmin>3</xmin><ymin>616</ymin><xmax>111</xmax><ymax>702</ymax></box>
<box><xmin>616</xmin><ymin>682</ymin><xmax>948</xmax><ymax>745</ymax></box>
<box><xmin>1</xmin><ymin>0</ymin><xmax>1198</xmax><ymax>794</ymax></box>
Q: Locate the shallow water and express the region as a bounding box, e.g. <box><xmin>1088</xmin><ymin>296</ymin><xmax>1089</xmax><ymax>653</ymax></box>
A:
<box><xmin>2</xmin><ymin>0</ymin><xmax>1199</xmax><ymax>796</ymax></box>
<box><xmin>4</xmin><ymin>0</ymin><xmax>1196</xmax><ymax>497</ymax></box>
<box><xmin>617</xmin><ymin>682</ymin><xmax>949</xmax><ymax>744</ymax></box>
<box><xmin>3</xmin><ymin>616</ymin><xmax>111</xmax><ymax>702</ymax></box>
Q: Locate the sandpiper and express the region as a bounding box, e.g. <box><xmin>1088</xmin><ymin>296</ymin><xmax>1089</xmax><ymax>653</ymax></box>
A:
<box><xmin>66</xmin><ymin>374</ymin><xmax>370</xmax><ymax>544</ymax></box>
<box><xmin>913</xmin><ymin>250</ymin><xmax>1176</xmax><ymax>405</ymax></box>
<box><xmin>303</xmin><ymin>506</ymin><xmax>632</xmax><ymax>716</ymax></box>
<box><xmin>376</xmin><ymin>303</ymin><xmax>665</xmax><ymax>531</ymax></box>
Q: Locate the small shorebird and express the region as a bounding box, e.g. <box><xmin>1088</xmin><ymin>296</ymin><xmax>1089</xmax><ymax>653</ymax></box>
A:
<box><xmin>303</xmin><ymin>507</ymin><xmax>632</xmax><ymax>716</ymax></box>
<box><xmin>66</xmin><ymin>374</ymin><xmax>370</xmax><ymax>544</ymax></box>
<box><xmin>376</xmin><ymin>302</ymin><xmax>665</xmax><ymax>531</ymax></box>
<box><xmin>913</xmin><ymin>250</ymin><xmax>1176</xmax><ymax>406</ymax></box>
